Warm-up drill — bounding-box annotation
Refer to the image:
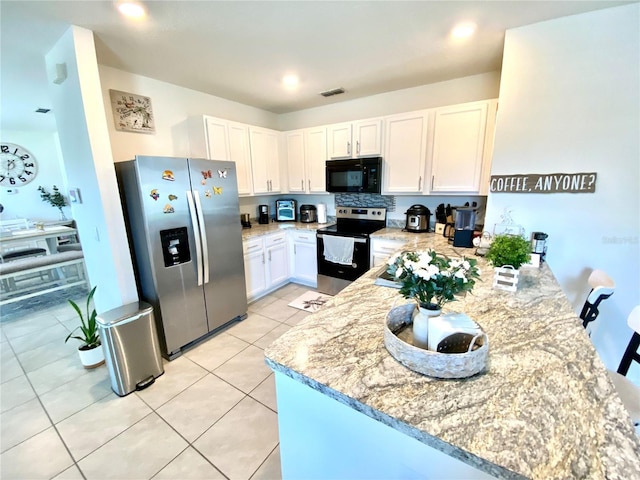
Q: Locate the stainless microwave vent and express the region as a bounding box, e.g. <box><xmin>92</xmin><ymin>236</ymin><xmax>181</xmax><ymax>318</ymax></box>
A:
<box><xmin>319</xmin><ymin>87</ymin><xmax>346</xmax><ymax>97</ymax></box>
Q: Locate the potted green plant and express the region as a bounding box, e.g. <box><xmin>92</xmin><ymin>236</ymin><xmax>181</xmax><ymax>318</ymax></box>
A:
<box><xmin>38</xmin><ymin>185</ymin><xmax>68</xmax><ymax>220</ymax></box>
<box><xmin>485</xmin><ymin>234</ymin><xmax>531</xmax><ymax>292</ymax></box>
<box><xmin>65</xmin><ymin>286</ymin><xmax>104</xmax><ymax>368</ymax></box>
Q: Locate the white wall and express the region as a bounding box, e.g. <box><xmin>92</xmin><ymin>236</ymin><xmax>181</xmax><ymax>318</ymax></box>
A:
<box><xmin>486</xmin><ymin>4</ymin><xmax>640</xmax><ymax>378</ymax></box>
<box><xmin>45</xmin><ymin>26</ymin><xmax>137</xmax><ymax>312</ymax></box>
<box><xmin>277</xmin><ymin>72</ymin><xmax>500</xmax><ymax>130</ymax></box>
<box><xmin>98</xmin><ymin>66</ymin><xmax>280</xmax><ymax>163</ymax></box>
<box><xmin>0</xmin><ymin>129</ymin><xmax>69</xmax><ymax>221</ymax></box>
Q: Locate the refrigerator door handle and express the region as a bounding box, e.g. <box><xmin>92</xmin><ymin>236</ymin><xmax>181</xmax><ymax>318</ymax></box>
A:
<box><xmin>193</xmin><ymin>190</ymin><xmax>210</xmax><ymax>284</ymax></box>
<box><xmin>186</xmin><ymin>190</ymin><xmax>204</xmax><ymax>286</ymax></box>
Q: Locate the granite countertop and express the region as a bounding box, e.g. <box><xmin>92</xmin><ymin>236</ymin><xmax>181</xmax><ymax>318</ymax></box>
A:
<box><xmin>241</xmin><ymin>221</ymin><xmax>331</xmax><ymax>241</ymax></box>
<box><xmin>265</xmin><ymin>232</ymin><xmax>640</xmax><ymax>479</ymax></box>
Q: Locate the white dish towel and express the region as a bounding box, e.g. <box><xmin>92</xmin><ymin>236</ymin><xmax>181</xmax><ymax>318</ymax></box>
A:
<box><xmin>323</xmin><ymin>236</ymin><xmax>355</xmax><ymax>265</ymax></box>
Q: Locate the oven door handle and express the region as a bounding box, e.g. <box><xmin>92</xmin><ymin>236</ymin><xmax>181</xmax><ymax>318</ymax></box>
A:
<box><xmin>317</xmin><ymin>234</ymin><xmax>367</xmax><ymax>244</ymax></box>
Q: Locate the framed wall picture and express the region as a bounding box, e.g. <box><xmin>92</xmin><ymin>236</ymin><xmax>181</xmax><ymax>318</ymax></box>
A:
<box><xmin>109</xmin><ymin>89</ymin><xmax>155</xmax><ymax>134</ymax></box>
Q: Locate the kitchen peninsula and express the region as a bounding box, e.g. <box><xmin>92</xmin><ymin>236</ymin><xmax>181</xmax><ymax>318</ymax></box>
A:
<box><xmin>265</xmin><ymin>233</ymin><xmax>640</xmax><ymax>479</ymax></box>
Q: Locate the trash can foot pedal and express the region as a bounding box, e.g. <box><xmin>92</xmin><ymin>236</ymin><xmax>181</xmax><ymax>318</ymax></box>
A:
<box><xmin>136</xmin><ymin>375</ymin><xmax>156</xmax><ymax>391</ymax></box>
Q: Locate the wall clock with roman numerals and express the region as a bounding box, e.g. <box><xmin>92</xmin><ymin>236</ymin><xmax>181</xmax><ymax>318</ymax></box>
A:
<box><xmin>0</xmin><ymin>143</ymin><xmax>38</xmax><ymax>187</ymax></box>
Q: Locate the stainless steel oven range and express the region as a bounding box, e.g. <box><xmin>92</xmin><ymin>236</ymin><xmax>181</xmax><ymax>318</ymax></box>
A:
<box><xmin>316</xmin><ymin>207</ymin><xmax>386</xmax><ymax>295</ymax></box>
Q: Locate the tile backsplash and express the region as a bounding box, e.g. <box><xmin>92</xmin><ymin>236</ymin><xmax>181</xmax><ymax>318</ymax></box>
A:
<box><xmin>335</xmin><ymin>193</ymin><xmax>396</xmax><ymax>211</ymax></box>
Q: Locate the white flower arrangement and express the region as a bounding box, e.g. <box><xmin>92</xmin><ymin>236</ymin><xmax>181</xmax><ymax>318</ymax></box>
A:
<box><xmin>386</xmin><ymin>249</ymin><xmax>481</xmax><ymax>309</ymax></box>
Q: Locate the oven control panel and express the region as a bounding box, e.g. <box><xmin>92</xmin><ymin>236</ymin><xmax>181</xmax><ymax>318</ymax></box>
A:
<box><xmin>336</xmin><ymin>207</ymin><xmax>386</xmax><ymax>221</ymax></box>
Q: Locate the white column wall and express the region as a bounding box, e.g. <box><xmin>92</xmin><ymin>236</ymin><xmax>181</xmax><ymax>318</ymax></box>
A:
<box><xmin>45</xmin><ymin>26</ymin><xmax>137</xmax><ymax>312</ymax></box>
<box><xmin>486</xmin><ymin>4</ymin><xmax>640</xmax><ymax>379</ymax></box>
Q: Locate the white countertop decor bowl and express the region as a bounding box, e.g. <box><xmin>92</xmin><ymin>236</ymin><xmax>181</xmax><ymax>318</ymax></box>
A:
<box><xmin>383</xmin><ymin>303</ymin><xmax>489</xmax><ymax>379</ymax></box>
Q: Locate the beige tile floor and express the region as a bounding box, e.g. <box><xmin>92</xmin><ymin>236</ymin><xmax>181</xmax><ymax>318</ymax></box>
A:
<box><xmin>0</xmin><ymin>283</ymin><xmax>315</xmax><ymax>480</ymax></box>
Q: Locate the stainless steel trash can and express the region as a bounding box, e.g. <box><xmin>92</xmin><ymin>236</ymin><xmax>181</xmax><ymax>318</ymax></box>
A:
<box><xmin>96</xmin><ymin>301</ymin><xmax>164</xmax><ymax>396</ymax></box>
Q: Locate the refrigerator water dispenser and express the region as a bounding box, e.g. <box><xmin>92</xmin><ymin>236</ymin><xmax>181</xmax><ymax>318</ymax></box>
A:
<box><xmin>160</xmin><ymin>227</ymin><xmax>191</xmax><ymax>267</ymax></box>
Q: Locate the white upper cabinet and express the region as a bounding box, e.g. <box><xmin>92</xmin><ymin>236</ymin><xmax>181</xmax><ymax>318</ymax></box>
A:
<box><xmin>382</xmin><ymin>111</ymin><xmax>429</xmax><ymax>194</ymax></box>
<box><xmin>187</xmin><ymin>116</ymin><xmax>253</xmax><ymax>195</ymax></box>
<box><xmin>203</xmin><ymin>117</ymin><xmax>230</xmax><ymax>161</ymax></box>
<box><xmin>327</xmin><ymin>122</ymin><xmax>352</xmax><ymax>159</ymax></box>
<box><xmin>429</xmin><ymin>101</ymin><xmax>495</xmax><ymax>194</ymax></box>
<box><xmin>327</xmin><ymin>118</ymin><xmax>383</xmax><ymax>159</ymax></box>
<box><xmin>188</xmin><ymin>115</ymin><xmax>229</xmax><ymax>160</ymax></box>
<box><xmin>227</xmin><ymin>121</ymin><xmax>253</xmax><ymax>196</ymax></box>
<box><xmin>354</xmin><ymin>119</ymin><xmax>383</xmax><ymax>157</ymax></box>
<box><xmin>286</xmin><ymin>126</ymin><xmax>327</xmax><ymax>194</ymax></box>
<box><xmin>249</xmin><ymin>126</ymin><xmax>280</xmax><ymax>194</ymax></box>
<box><xmin>286</xmin><ymin>130</ymin><xmax>306</xmax><ymax>193</ymax></box>
<box><xmin>305</xmin><ymin>127</ymin><xmax>327</xmax><ymax>193</ymax></box>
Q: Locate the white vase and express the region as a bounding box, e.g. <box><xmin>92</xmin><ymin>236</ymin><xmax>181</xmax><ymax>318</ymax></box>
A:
<box><xmin>78</xmin><ymin>344</ymin><xmax>105</xmax><ymax>369</ymax></box>
<box><xmin>412</xmin><ymin>305</ymin><xmax>441</xmax><ymax>349</ymax></box>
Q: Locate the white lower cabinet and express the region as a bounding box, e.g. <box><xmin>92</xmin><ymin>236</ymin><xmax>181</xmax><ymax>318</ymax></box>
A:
<box><xmin>370</xmin><ymin>238</ymin><xmax>405</xmax><ymax>269</ymax></box>
<box><xmin>243</xmin><ymin>238</ymin><xmax>268</xmax><ymax>300</ymax></box>
<box><xmin>289</xmin><ymin>231</ymin><xmax>317</xmax><ymax>287</ymax></box>
<box><xmin>244</xmin><ymin>229</ymin><xmax>318</xmax><ymax>301</ymax></box>
<box><xmin>265</xmin><ymin>233</ymin><xmax>289</xmax><ymax>287</ymax></box>
<box><xmin>243</xmin><ymin>232</ymin><xmax>289</xmax><ymax>301</ymax></box>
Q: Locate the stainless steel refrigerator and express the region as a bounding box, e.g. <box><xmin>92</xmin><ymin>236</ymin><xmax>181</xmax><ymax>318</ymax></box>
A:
<box><xmin>116</xmin><ymin>155</ymin><xmax>247</xmax><ymax>359</ymax></box>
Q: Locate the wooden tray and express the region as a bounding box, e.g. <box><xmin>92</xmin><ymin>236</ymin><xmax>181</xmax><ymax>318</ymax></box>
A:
<box><xmin>383</xmin><ymin>304</ymin><xmax>489</xmax><ymax>379</ymax></box>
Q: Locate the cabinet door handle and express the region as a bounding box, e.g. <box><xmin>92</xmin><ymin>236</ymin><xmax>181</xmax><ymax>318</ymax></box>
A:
<box><xmin>266</xmin><ymin>180</ymin><xmax>270</xmax><ymax>191</ymax></box>
<box><xmin>308</xmin><ymin>179</ymin><xmax>311</xmax><ymax>191</ymax></box>
<box><xmin>294</xmin><ymin>245</ymin><xmax>297</xmax><ymax>255</ymax></box>
<box><xmin>262</xmin><ymin>253</ymin><xmax>265</xmax><ymax>264</ymax></box>
<box><xmin>418</xmin><ymin>176</ymin><xmax>422</xmax><ymax>190</ymax></box>
<box><xmin>269</xmin><ymin>250</ymin><xmax>272</xmax><ymax>262</ymax></box>
<box><xmin>347</xmin><ymin>142</ymin><xmax>351</xmax><ymax>155</ymax></box>
<box><xmin>356</xmin><ymin>141</ymin><xmax>360</xmax><ymax>155</ymax></box>
<box><xmin>431</xmin><ymin>175</ymin><xmax>435</xmax><ymax>189</ymax></box>
<box><xmin>301</xmin><ymin>179</ymin><xmax>304</xmax><ymax>190</ymax></box>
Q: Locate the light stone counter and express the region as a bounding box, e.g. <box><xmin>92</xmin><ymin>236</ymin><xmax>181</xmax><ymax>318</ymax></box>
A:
<box><xmin>265</xmin><ymin>232</ymin><xmax>640</xmax><ymax>479</ymax></box>
<box><xmin>241</xmin><ymin>221</ymin><xmax>332</xmax><ymax>241</ymax></box>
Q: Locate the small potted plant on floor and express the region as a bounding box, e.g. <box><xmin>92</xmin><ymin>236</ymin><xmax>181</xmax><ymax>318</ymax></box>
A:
<box><xmin>38</xmin><ymin>185</ymin><xmax>68</xmax><ymax>220</ymax></box>
<box><xmin>65</xmin><ymin>286</ymin><xmax>105</xmax><ymax>368</ymax></box>
<box><xmin>485</xmin><ymin>234</ymin><xmax>531</xmax><ymax>292</ymax></box>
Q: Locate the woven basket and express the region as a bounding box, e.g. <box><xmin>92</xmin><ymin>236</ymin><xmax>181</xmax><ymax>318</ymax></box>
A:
<box><xmin>383</xmin><ymin>304</ymin><xmax>489</xmax><ymax>379</ymax></box>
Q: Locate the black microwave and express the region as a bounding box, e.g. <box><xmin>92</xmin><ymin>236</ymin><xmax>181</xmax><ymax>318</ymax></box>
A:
<box><xmin>325</xmin><ymin>157</ymin><xmax>382</xmax><ymax>193</ymax></box>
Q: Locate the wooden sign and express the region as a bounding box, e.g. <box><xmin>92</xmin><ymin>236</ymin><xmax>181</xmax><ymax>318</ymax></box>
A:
<box><xmin>490</xmin><ymin>172</ymin><xmax>597</xmax><ymax>194</ymax></box>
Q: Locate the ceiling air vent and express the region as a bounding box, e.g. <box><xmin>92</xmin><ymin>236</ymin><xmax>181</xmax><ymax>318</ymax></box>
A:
<box><xmin>35</xmin><ymin>108</ymin><xmax>51</xmax><ymax>114</ymax></box>
<box><xmin>319</xmin><ymin>87</ymin><xmax>345</xmax><ymax>98</ymax></box>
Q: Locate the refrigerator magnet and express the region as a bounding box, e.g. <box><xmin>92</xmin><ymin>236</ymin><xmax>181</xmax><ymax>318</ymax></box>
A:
<box><xmin>163</xmin><ymin>204</ymin><xmax>175</xmax><ymax>214</ymax></box>
<box><xmin>162</xmin><ymin>170</ymin><xmax>175</xmax><ymax>181</ymax></box>
<box><xmin>218</xmin><ymin>169</ymin><xmax>227</xmax><ymax>179</ymax></box>
<box><xmin>201</xmin><ymin>170</ymin><xmax>212</xmax><ymax>180</ymax></box>
<box><xmin>204</xmin><ymin>189</ymin><xmax>212</xmax><ymax>198</ymax></box>
<box><xmin>150</xmin><ymin>189</ymin><xmax>160</xmax><ymax>201</ymax></box>
<box><xmin>213</xmin><ymin>186</ymin><xmax>222</xmax><ymax>195</ymax></box>
<box><xmin>168</xmin><ymin>194</ymin><xmax>178</xmax><ymax>201</ymax></box>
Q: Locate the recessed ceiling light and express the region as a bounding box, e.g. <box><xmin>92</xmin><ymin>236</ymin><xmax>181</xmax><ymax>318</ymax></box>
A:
<box><xmin>282</xmin><ymin>74</ymin><xmax>299</xmax><ymax>88</ymax></box>
<box><xmin>451</xmin><ymin>22</ymin><xmax>476</xmax><ymax>39</ymax></box>
<box><xmin>117</xmin><ymin>1</ymin><xmax>146</xmax><ymax>18</ymax></box>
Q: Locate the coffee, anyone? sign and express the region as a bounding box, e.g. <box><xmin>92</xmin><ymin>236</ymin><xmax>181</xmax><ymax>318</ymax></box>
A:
<box><xmin>490</xmin><ymin>172</ymin><xmax>597</xmax><ymax>194</ymax></box>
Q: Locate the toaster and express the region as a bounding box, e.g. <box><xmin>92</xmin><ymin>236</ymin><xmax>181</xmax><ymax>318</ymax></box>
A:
<box><xmin>275</xmin><ymin>199</ymin><xmax>296</xmax><ymax>222</ymax></box>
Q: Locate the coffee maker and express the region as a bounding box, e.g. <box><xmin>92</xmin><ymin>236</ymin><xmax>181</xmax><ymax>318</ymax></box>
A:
<box><xmin>452</xmin><ymin>207</ymin><xmax>476</xmax><ymax>248</ymax></box>
<box><xmin>258</xmin><ymin>205</ymin><xmax>270</xmax><ymax>224</ymax></box>
<box><xmin>531</xmin><ymin>232</ymin><xmax>548</xmax><ymax>264</ymax></box>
